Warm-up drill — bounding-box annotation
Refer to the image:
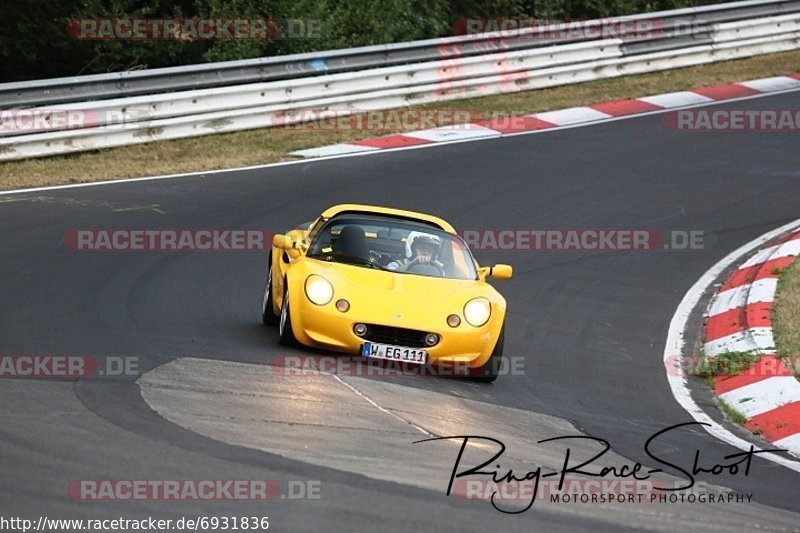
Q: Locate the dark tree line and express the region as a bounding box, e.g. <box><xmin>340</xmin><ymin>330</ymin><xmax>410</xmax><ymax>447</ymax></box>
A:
<box><xmin>1</xmin><ymin>0</ymin><xmax>718</xmax><ymax>82</ymax></box>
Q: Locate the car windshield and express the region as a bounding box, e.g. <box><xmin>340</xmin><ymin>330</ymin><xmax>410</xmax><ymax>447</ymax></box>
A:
<box><xmin>307</xmin><ymin>215</ymin><xmax>478</xmax><ymax>280</ymax></box>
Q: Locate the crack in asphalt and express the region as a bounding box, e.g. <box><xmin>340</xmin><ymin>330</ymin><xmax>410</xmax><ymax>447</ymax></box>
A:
<box><xmin>330</xmin><ymin>374</ymin><xmax>435</xmax><ymax>437</ymax></box>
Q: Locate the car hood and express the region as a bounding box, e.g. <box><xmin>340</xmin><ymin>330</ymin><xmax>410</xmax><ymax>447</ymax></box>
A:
<box><xmin>336</xmin><ymin>263</ymin><xmax>469</xmax><ymax>297</ymax></box>
<box><xmin>303</xmin><ymin>258</ymin><xmax>491</xmax><ymax>300</ymax></box>
<box><xmin>294</xmin><ymin>258</ymin><xmax>506</xmax><ymax>330</ymax></box>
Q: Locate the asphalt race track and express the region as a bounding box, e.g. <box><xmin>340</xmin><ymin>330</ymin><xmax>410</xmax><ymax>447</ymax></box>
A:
<box><xmin>1</xmin><ymin>91</ymin><xmax>799</xmax><ymax>531</ymax></box>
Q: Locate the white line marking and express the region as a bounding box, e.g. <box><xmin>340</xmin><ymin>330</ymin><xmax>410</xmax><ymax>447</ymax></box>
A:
<box><xmin>719</xmin><ymin>377</ymin><xmax>800</xmax><ymax>418</ymax></box>
<box><xmin>2</xmin><ymin>85</ymin><xmax>800</xmax><ymax>197</ymax></box>
<box><xmin>401</xmin><ymin>124</ymin><xmax>502</xmax><ymax>142</ymax></box>
<box><xmin>706</xmin><ymin>278</ymin><xmax>778</xmax><ymax>316</ymax></box>
<box><xmin>292</xmin><ymin>143</ymin><xmax>379</xmax><ymax>157</ymax></box>
<box><xmin>740</xmin><ymin>239</ymin><xmax>800</xmax><ymax>269</ymax></box>
<box><xmin>663</xmin><ymin>216</ymin><xmax>800</xmax><ymax>470</ymax></box>
<box><xmin>528</xmin><ymin>106</ymin><xmax>613</xmax><ymax>125</ymax></box>
<box><xmin>704</xmin><ymin>327</ymin><xmax>776</xmax><ymax>358</ymax></box>
<box><xmin>739</xmin><ymin>76</ymin><xmax>800</xmax><ymax>92</ymax></box>
<box><xmin>639</xmin><ymin>91</ymin><xmax>714</xmax><ymax>108</ymax></box>
<box><xmin>774</xmin><ymin>432</ymin><xmax>800</xmax><ymax>455</ymax></box>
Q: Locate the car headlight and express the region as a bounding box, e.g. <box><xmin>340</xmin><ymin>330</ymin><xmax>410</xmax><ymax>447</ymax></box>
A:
<box><xmin>305</xmin><ymin>275</ymin><xmax>333</xmax><ymax>305</ymax></box>
<box><xmin>464</xmin><ymin>298</ymin><xmax>491</xmax><ymax>327</ymax></box>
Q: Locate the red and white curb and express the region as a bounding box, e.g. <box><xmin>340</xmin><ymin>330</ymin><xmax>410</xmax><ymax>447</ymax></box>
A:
<box><xmin>290</xmin><ymin>74</ymin><xmax>800</xmax><ymax>158</ymax></box>
<box><xmin>704</xmin><ymin>229</ymin><xmax>800</xmax><ymax>457</ymax></box>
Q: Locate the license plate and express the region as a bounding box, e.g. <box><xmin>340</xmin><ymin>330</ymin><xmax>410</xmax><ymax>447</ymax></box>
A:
<box><xmin>361</xmin><ymin>342</ymin><xmax>428</xmax><ymax>364</ymax></box>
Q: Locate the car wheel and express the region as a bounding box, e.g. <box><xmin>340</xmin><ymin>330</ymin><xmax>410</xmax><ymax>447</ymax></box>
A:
<box><xmin>278</xmin><ymin>286</ymin><xmax>298</xmax><ymax>346</ymax></box>
<box><xmin>261</xmin><ymin>259</ymin><xmax>279</xmax><ymax>325</ymax></box>
<box><xmin>473</xmin><ymin>325</ymin><xmax>504</xmax><ymax>383</ymax></box>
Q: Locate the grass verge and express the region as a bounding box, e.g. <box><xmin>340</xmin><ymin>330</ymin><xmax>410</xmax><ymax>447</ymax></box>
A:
<box><xmin>692</xmin><ymin>350</ymin><xmax>759</xmax><ymax>430</ymax></box>
<box><xmin>772</xmin><ymin>257</ymin><xmax>800</xmax><ymax>380</ymax></box>
<box><xmin>692</xmin><ymin>350</ymin><xmax>761</xmax><ymax>384</ymax></box>
<box><xmin>1</xmin><ymin>49</ymin><xmax>800</xmax><ymax>191</ymax></box>
<box><xmin>717</xmin><ymin>398</ymin><xmax>748</xmax><ymax>426</ymax></box>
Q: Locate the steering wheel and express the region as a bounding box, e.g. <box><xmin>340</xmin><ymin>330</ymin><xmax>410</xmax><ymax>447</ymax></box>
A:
<box><xmin>404</xmin><ymin>257</ymin><xmax>445</xmax><ymax>277</ymax></box>
<box><xmin>369</xmin><ymin>250</ymin><xmax>392</xmax><ymax>266</ymax></box>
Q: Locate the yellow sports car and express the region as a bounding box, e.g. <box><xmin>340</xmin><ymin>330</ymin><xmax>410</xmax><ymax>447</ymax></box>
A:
<box><xmin>261</xmin><ymin>204</ymin><xmax>512</xmax><ymax>381</ymax></box>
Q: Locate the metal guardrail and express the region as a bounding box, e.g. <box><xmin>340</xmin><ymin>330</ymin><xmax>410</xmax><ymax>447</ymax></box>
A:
<box><xmin>0</xmin><ymin>0</ymin><xmax>798</xmax><ymax>108</ymax></box>
<box><xmin>0</xmin><ymin>4</ymin><xmax>799</xmax><ymax>160</ymax></box>
<box><xmin>0</xmin><ymin>40</ymin><xmax>622</xmax><ymax>137</ymax></box>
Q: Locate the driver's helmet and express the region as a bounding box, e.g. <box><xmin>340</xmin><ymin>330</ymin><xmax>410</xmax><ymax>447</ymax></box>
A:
<box><xmin>405</xmin><ymin>231</ymin><xmax>441</xmax><ymax>260</ymax></box>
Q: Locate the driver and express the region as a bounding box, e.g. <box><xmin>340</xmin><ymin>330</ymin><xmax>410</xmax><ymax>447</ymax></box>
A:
<box><xmin>387</xmin><ymin>232</ymin><xmax>444</xmax><ymax>272</ymax></box>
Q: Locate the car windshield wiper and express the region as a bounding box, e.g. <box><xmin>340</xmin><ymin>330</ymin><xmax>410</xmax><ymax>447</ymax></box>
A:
<box><xmin>316</xmin><ymin>253</ymin><xmax>391</xmax><ymax>271</ymax></box>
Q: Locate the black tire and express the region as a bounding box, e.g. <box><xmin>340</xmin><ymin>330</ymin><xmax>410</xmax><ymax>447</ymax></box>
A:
<box><xmin>473</xmin><ymin>325</ymin><xmax>504</xmax><ymax>383</ymax></box>
<box><xmin>278</xmin><ymin>286</ymin><xmax>298</xmax><ymax>346</ymax></box>
<box><xmin>261</xmin><ymin>258</ymin><xmax>279</xmax><ymax>325</ymax></box>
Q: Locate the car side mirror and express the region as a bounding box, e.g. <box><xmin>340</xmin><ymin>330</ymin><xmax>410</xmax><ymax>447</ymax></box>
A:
<box><xmin>272</xmin><ymin>234</ymin><xmax>294</xmax><ymax>250</ymax></box>
<box><xmin>488</xmin><ymin>264</ymin><xmax>514</xmax><ymax>279</ymax></box>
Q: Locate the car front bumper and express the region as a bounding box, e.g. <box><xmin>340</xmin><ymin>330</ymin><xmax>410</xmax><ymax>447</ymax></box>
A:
<box><xmin>290</xmin><ymin>296</ymin><xmax>503</xmax><ymax>369</ymax></box>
